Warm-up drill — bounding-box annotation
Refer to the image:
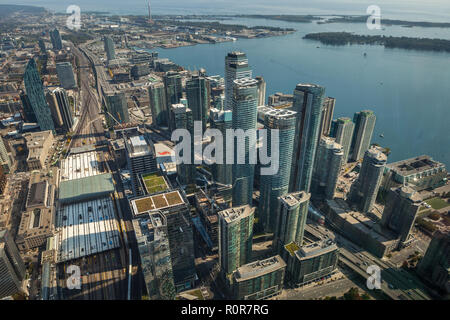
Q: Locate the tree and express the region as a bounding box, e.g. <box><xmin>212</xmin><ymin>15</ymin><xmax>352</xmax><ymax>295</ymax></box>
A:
<box><xmin>343</xmin><ymin>287</ymin><xmax>361</xmax><ymax>300</ymax></box>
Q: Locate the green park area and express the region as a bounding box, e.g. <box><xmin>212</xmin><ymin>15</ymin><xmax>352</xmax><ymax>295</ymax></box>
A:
<box><xmin>425</xmin><ymin>197</ymin><xmax>449</xmax><ymax>210</ymax></box>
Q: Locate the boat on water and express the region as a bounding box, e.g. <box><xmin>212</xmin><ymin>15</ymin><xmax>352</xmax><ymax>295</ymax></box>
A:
<box><xmin>380</xmin><ymin>133</ymin><xmax>384</xmax><ymax>138</ymax></box>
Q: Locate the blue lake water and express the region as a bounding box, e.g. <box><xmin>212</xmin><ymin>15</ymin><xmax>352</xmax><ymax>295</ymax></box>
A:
<box><xmin>139</xmin><ymin>17</ymin><xmax>450</xmax><ymax>167</ymax></box>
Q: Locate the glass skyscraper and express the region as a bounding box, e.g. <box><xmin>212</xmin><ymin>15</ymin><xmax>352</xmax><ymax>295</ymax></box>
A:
<box><xmin>231</xmin><ymin>78</ymin><xmax>258</xmax><ymax>207</ymax></box>
<box><xmin>103</xmin><ymin>36</ymin><xmax>116</xmax><ymax>61</ymax></box>
<box><xmin>331</xmin><ymin>117</ymin><xmax>355</xmax><ymax>162</ymax></box>
<box><xmin>258</xmin><ymin>108</ymin><xmax>296</xmax><ymax>233</ymax></box>
<box><xmin>186</xmin><ymin>75</ymin><xmax>210</xmax><ymax>133</ymax></box>
<box><xmin>290</xmin><ymin>83</ymin><xmax>325</xmax><ymax>193</ymax></box>
<box><xmin>50</xmin><ymin>28</ymin><xmax>62</xmax><ymax>51</ymax></box>
<box><xmin>210</xmin><ymin>108</ymin><xmax>233</xmax><ymax>185</ymax></box>
<box><xmin>225</xmin><ymin>52</ymin><xmax>252</xmax><ymax>111</ymax></box>
<box><xmin>350</xmin><ymin>110</ymin><xmax>376</xmax><ymax>161</ymax></box>
<box><xmin>148</xmin><ymin>82</ymin><xmax>168</xmax><ymax>127</ymax></box>
<box><xmin>23</xmin><ymin>59</ymin><xmax>55</xmax><ymax>133</ymax></box>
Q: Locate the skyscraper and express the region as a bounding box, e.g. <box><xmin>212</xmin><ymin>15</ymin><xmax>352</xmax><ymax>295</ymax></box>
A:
<box><xmin>23</xmin><ymin>59</ymin><xmax>55</xmax><ymax>133</ymax></box>
<box><xmin>45</xmin><ymin>89</ymin><xmax>64</xmax><ymax>128</ymax></box>
<box><xmin>231</xmin><ymin>78</ymin><xmax>258</xmax><ymax>207</ymax></box>
<box><xmin>164</xmin><ymin>72</ymin><xmax>183</xmax><ymax>130</ymax></box>
<box><xmin>258</xmin><ymin>108</ymin><xmax>296</xmax><ymax>233</ymax></box>
<box><xmin>210</xmin><ymin>108</ymin><xmax>233</xmax><ymax>185</ymax></box>
<box><xmin>53</xmin><ymin>88</ymin><xmax>74</xmax><ymax>132</ymax></box>
<box><xmin>225</xmin><ymin>52</ymin><xmax>252</xmax><ymax>110</ymax></box>
<box><xmin>350</xmin><ymin>110</ymin><xmax>376</xmax><ymax>161</ymax></box>
<box><xmin>255</xmin><ymin>76</ymin><xmax>266</xmax><ymax>106</ymax></box>
<box><xmin>20</xmin><ymin>92</ymin><xmax>37</xmax><ymax>123</ymax></box>
<box><xmin>0</xmin><ymin>229</ymin><xmax>26</xmax><ymax>299</ymax></box>
<box><xmin>273</xmin><ymin>191</ymin><xmax>310</xmax><ymax>253</ymax></box>
<box><xmin>125</xmin><ymin>135</ymin><xmax>157</xmax><ymax>196</ymax></box>
<box><xmin>103</xmin><ymin>36</ymin><xmax>116</xmax><ymax>61</ymax></box>
<box><xmin>331</xmin><ymin>117</ymin><xmax>355</xmax><ymax>161</ymax></box>
<box><xmin>348</xmin><ymin>146</ymin><xmax>387</xmax><ymax>213</ymax></box>
<box><xmin>105</xmin><ymin>92</ymin><xmax>129</xmax><ymax>126</ymax></box>
<box><xmin>311</xmin><ymin>137</ymin><xmax>344</xmax><ymax>200</ymax></box>
<box><xmin>218</xmin><ymin>205</ymin><xmax>255</xmax><ymax>275</ymax></box>
<box><xmin>148</xmin><ymin>82</ymin><xmax>168</xmax><ymax>127</ymax></box>
<box><xmin>172</xmin><ymin>104</ymin><xmax>196</xmax><ymax>186</ymax></box>
<box><xmin>289</xmin><ymin>83</ymin><xmax>325</xmax><ymax>193</ymax></box>
<box><xmin>50</xmin><ymin>28</ymin><xmax>62</xmax><ymax>51</ymax></box>
<box><xmin>38</xmin><ymin>39</ymin><xmax>46</xmax><ymax>54</ymax></box>
<box><xmin>319</xmin><ymin>97</ymin><xmax>335</xmax><ymax>137</ymax></box>
<box><xmin>186</xmin><ymin>75</ymin><xmax>210</xmax><ymax>133</ymax></box>
<box><xmin>417</xmin><ymin>230</ymin><xmax>450</xmax><ymax>294</ymax></box>
<box><xmin>56</xmin><ymin>62</ymin><xmax>76</xmax><ymax>89</ymax></box>
<box><xmin>380</xmin><ymin>186</ymin><xmax>421</xmax><ymax>245</ymax></box>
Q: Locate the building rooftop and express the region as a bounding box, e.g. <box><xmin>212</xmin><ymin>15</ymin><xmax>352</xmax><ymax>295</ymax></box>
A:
<box><xmin>141</xmin><ymin>172</ymin><xmax>169</xmax><ymax>194</ymax></box>
<box><xmin>128</xmin><ymin>135</ymin><xmax>152</xmax><ymax>157</ymax></box>
<box><xmin>54</xmin><ymin>197</ymin><xmax>120</xmax><ymax>263</ymax></box>
<box><xmin>58</xmin><ymin>173</ymin><xmax>115</xmax><ymax>204</ymax></box>
<box><xmin>279</xmin><ymin>191</ymin><xmax>311</xmax><ymax>208</ymax></box>
<box><xmin>17</xmin><ymin>207</ymin><xmax>53</xmax><ymax>240</ymax></box>
<box><xmin>26</xmin><ymin>180</ymin><xmax>49</xmax><ymax>208</ymax></box>
<box><xmin>233</xmin><ymin>77</ymin><xmax>258</xmax><ymax>88</ymax></box>
<box><xmin>387</xmin><ymin>155</ymin><xmax>446</xmax><ymax>177</ymax></box>
<box><xmin>60</xmin><ymin>151</ymin><xmax>100</xmax><ymax>181</ymax></box>
<box><xmin>234</xmin><ymin>255</ymin><xmax>286</xmax><ymax>282</ymax></box>
<box><xmin>218</xmin><ymin>205</ymin><xmax>254</xmax><ymax>224</ymax></box>
<box><xmin>130</xmin><ymin>190</ymin><xmax>186</xmax><ymax>216</ymax></box>
<box><xmin>296</xmin><ymin>239</ymin><xmax>338</xmax><ymax>260</ymax></box>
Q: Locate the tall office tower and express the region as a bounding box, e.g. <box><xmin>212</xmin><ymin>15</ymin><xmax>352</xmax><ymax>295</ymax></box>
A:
<box><xmin>218</xmin><ymin>205</ymin><xmax>255</xmax><ymax>275</ymax></box>
<box><xmin>319</xmin><ymin>97</ymin><xmax>335</xmax><ymax>137</ymax></box>
<box><xmin>164</xmin><ymin>72</ymin><xmax>183</xmax><ymax>130</ymax></box>
<box><xmin>50</xmin><ymin>28</ymin><xmax>62</xmax><ymax>51</ymax></box>
<box><xmin>38</xmin><ymin>39</ymin><xmax>46</xmax><ymax>54</ymax></box>
<box><xmin>255</xmin><ymin>76</ymin><xmax>266</xmax><ymax>106</ymax></box>
<box><xmin>273</xmin><ymin>191</ymin><xmax>310</xmax><ymax>253</ymax></box>
<box><xmin>53</xmin><ymin>88</ymin><xmax>74</xmax><ymax>132</ymax></box>
<box><xmin>348</xmin><ymin>146</ymin><xmax>387</xmax><ymax>213</ymax></box>
<box><xmin>0</xmin><ymin>166</ymin><xmax>6</xmax><ymax>195</ymax></box>
<box><xmin>331</xmin><ymin>117</ymin><xmax>355</xmax><ymax>161</ymax></box>
<box><xmin>311</xmin><ymin>137</ymin><xmax>344</xmax><ymax>200</ymax></box>
<box><xmin>210</xmin><ymin>108</ymin><xmax>233</xmax><ymax>185</ymax></box>
<box><xmin>55</xmin><ymin>62</ymin><xmax>76</xmax><ymax>89</ymax></box>
<box><xmin>259</xmin><ymin>108</ymin><xmax>296</xmax><ymax>233</ymax></box>
<box><xmin>0</xmin><ymin>229</ymin><xmax>26</xmax><ymax>299</ymax></box>
<box><xmin>225</xmin><ymin>52</ymin><xmax>252</xmax><ymax>110</ymax></box>
<box><xmin>213</xmin><ymin>94</ymin><xmax>225</xmax><ymax>110</ymax></box>
<box><xmin>105</xmin><ymin>92</ymin><xmax>130</xmax><ymax>126</ymax></box>
<box><xmin>103</xmin><ymin>36</ymin><xmax>116</xmax><ymax>61</ymax></box>
<box><xmin>45</xmin><ymin>90</ymin><xmax>64</xmax><ymax>128</ymax></box>
<box><xmin>186</xmin><ymin>75</ymin><xmax>210</xmax><ymax>133</ymax></box>
<box><xmin>132</xmin><ymin>212</ymin><xmax>176</xmax><ymax>300</ymax></box>
<box><xmin>350</xmin><ymin>110</ymin><xmax>376</xmax><ymax>161</ymax></box>
<box><xmin>172</xmin><ymin>104</ymin><xmax>196</xmax><ymax>186</ymax></box>
<box><xmin>19</xmin><ymin>92</ymin><xmax>37</xmax><ymax>123</ymax></box>
<box><xmin>0</xmin><ymin>137</ymin><xmax>11</xmax><ymax>174</ymax></box>
<box><xmin>231</xmin><ymin>78</ymin><xmax>258</xmax><ymax>206</ymax></box>
<box><xmin>380</xmin><ymin>186</ymin><xmax>421</xmax><ymax>245</ymax></box>
<box><xmin>23</xmin><ymin>59</ymin><xmax>55</xmax><ymax>133</ymax></box>
<box><xmin>417</xmin><ymin>230</ymin><xmax>450</xmax><ymax>294</ymax></box>
<box><xmin>125</xmin><ymin>135</ymin><xmax>157</xmax><ymax>196</ymax></box>
<box><xmin>289</xmin><ymin>83</ymin><xmax>325</xmax><ymax>193</ymax></box>
<box><xmin>148</xmin><ymin>82</ymin><xmax>168</xmax><ymax>127</ymax></box>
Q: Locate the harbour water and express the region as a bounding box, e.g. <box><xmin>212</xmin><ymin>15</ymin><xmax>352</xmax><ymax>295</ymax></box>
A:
<box><xmin>139</xmin><ymin>16</ymin><xmax>450</xmax><ymax>167</ymax></box>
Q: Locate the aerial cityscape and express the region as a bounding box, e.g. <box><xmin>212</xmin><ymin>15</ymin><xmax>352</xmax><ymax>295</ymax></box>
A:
<box><xmin>0</xmin><ymin>0</ymin><xmax>449</xmax><ymax>306</ymax></box>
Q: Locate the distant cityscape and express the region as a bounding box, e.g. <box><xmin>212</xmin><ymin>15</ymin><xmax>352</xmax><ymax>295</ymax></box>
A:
<box><xmin>0</xmin><ymin>4</ymin><xmax>449</xmax><ymax>302</ymax></box>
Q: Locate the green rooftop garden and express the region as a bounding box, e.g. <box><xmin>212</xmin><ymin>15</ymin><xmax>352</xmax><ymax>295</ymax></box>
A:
<box><xmin>142</xmin><ymin>172</ymin><xmax>168</xmax><ymax>194</ymax></box>
<box><xmin>285</xmin><ymin>242</ymin><xmax>300</xmax><ymax>256</ymax></box>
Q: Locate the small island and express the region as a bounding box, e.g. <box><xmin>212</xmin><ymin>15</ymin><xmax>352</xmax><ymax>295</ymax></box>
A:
<box><xmin>304</xmin><ymin>32</ymin><xmax>450</xmax><ymax>53</ymax></box>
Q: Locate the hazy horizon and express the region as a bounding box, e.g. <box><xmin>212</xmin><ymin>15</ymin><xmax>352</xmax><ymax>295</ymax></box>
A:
<box><xmin>1</xmin><ymin>0</ymin><xmax>450</xmax><ymax>22</ymax></box>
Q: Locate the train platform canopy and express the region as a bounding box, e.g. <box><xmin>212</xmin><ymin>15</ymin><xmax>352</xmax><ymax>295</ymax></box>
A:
<box><xmin>59</xmin><ymin>173</ymin><xmax>115</xmax><ymax>204</ymax></box>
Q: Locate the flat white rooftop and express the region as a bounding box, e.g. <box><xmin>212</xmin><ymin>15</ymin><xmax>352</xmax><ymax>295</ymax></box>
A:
<box><xmin>60</xmin><ymin>151</ymin><xmax>100</xmax><ymax>181</ymax></box>
<box><xmin>54</xmin><ymin>197</ymin><xmax>120</xmax><ymax>263</ymax></box>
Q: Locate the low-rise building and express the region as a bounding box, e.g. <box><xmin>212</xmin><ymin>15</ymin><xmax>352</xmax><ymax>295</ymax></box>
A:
<box><xmin>16</xmin><ymin>207</ymin><xmax>54</xmax><ymax>251</ymax></box>
<box><xmin>23</xmin><ymin>130</ymin><xmax>54</xmax><ymax>170</ymax></box>
<box><xmin>231</xmin><ymin>255</ymin><xmax>286</xmax><ymax>300</ymax></box>
<box><xmin>284</xmin><ymin>239</ymin><xmax>339</xmax><ymax>286</ymax></box>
